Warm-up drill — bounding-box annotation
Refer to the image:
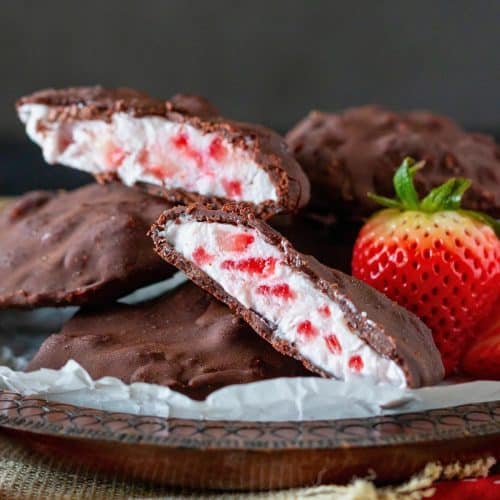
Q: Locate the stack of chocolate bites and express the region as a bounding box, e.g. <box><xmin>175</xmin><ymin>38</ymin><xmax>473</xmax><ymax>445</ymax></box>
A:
<box><xmin>10</xmin><ymin>86</ymin><xmax>500</xmax><ymax>399</ymax></box>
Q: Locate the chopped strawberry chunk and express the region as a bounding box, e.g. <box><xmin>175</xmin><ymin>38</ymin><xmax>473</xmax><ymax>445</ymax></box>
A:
<box><xmin>171</xmin><ymin>132</ymin><xmax>205</xmax><ymax>169</ymax></box>
<box><xmin>138</xmin><ymin>149</ymin><xmax>149</xmax><ymax>166</ymax></box>
<box><xmin>256</xmin><ymin>283</ymin><xmax>296</xmax><ymax>300</ymax></box>
<box><xmin>325</xmin><ymin>335</ymin><xmax>342</xmax><ymax>354</ymax></box>
<box><xmin>348</xmin><ymin>355</ymin><xmax>364</xmax><ymax>372</ymax></box>
<box><xmin>172</xmin><ymin>133</ymin><xmax>188</xmax><ymax>149</ymax></box>
<box><xmin>318</xmin><ymin>305</ymin><xmax>331</xmax><ymax>317</ymax></box>
<box><xmin>192</xmin><ymin>246</ymin><xmax>214</xmax><ymax>266</ymax></box>
<box><xmin>221</xmin><ymin>257</ymin><xmax>276</xmax><ymax>276</ymax></box>
<box><xmin>186</xmin><ymin>148</ymin><xmax>204</xmax><ymax>168</ymax></box>
<box><xmin>219</xmin><ymin>232</ymin><xmax>255</xmax><ymax>252</ymax></box>
<box><xmin>208</xmin><ymin>137</ymin><xmax>227</xmax><ymax>162</ymax></box>
<box><xmin>297</xmin><ymin>320</ymin><xmax>317</xmax><ymax>339</ymax></box>
<box><xmin>105</xmin><ymin>145</ymin><xmax>126</xmax><ymax>169</ymax></box>
<box><xmin>58</xmin><ymin>126</ymin><xmax>73</xmax><ymax>152</ymax></box>
<box><xmin>145</xmin><ymin>164</ymin><xmax>173</xmax><ymax>180</ymax></box>
<box><xmin>222</xmin><ymin>179</ymin><xmax>242</xmax><ymax>198</ymax></box>
<box><xmin>137</xmin><ymin>144</ymin><xmax>177</xmax><ymax>180</ymax></box>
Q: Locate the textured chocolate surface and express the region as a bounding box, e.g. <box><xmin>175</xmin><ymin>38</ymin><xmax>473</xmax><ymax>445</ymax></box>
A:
<box><xmin>27</xmin><ymin>282</ymin><xmax>311</xmax><ymax>400</ymax></box>
<box><xmin>0</xmin><ymin>183</ymin><xmax>175</xmax><ymax>308</ymax></box>
<box><xmin>286</xmin><ymin>105</ymin><xmax>500</xmax><ymax>220</ymax></box>
<box><xmin>16</xmin><ymin>86</ymin><xmax>219</xmax><ymax>121</ymax></box>
<box><xmin>151</xmin><ymin>205</ymin><xmax>445</xmax><ymax>388</ymax></box>
<box><xmin>18</xmin><ymin>86</ymin><xmax>310</xmax><ymax>217</ymax></box>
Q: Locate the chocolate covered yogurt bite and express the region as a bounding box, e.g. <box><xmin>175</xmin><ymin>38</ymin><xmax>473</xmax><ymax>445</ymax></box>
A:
<box><xmin>151</xmin><ymin>205</ymin><xmax>444</xmax><ymax>388</ymax></box>
<box><xmin>286</xmin><ymin>105</ymin><xmax>500</xmax><ymax>221</ymax></box>
<box><xmin>17</xmin><ymin>86</ymin><xmax>310</xmax><ymax>217</ymax></box>
<box><xmin>0</xmin><ymin>183</ymin><xmax>175</xmax><ymax>308</ymax></box>
<box><xmin>27</xmin><ymin>282</ymin><xmax>311</xmax><ymax>400</ymax></box>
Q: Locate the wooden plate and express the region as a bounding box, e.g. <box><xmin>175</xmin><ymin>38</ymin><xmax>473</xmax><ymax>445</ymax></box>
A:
<box><xmin>0</xmin><ymin>389</ymin><xmax>498</xmax><ymax>490</ymax></box>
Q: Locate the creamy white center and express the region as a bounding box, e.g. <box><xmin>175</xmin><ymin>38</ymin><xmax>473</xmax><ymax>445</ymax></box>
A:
<box><xmin>18</xmin><ymin>104</ymin><xmax>278</xmax><ymax>204</ymax></box>
<box><xmin>162</xmin><ymin>219</ymin><xmax>407</xmax><ymax>387</ymax></box>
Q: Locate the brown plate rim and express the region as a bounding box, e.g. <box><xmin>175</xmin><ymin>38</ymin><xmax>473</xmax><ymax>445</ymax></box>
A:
<box><xmin>0</xmin><ymin>389</ymin><xmax>499</xmax><ymax>450</ymax></box>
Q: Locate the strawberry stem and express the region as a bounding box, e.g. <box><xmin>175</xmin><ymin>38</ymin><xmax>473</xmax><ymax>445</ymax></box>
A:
<box><xmin>368</xmin><ymin>157</ymin><xmax>500</xmax><ymax>237</ymax></box>
<box><xmin>367</xmin><ymin>193</ymin><xmax>402</xmax><ymax>209</ymax></box>
<box><xmin>393</xmin><ymin>158</ymin><xmax>424</xmax><ymax>210</ymax></box>
<box><xmin>420</xmin><ymin>178</ymin><xmax>471</xmax><ymax>212</ymax></box>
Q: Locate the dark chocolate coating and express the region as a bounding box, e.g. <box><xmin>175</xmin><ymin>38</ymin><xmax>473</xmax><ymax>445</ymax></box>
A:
<box><xmin>286</xmin><ymin>105</ymin><xmax>500</xmax><ymax>220</ymax></box>
<box><xmin>27</xmin><ymin>282</ymin><xmax>311</xmax><ymax>400</ymax></box>
<box><xmin>18</xmin><ymin>86</ymin><xmax>310</xmax><ymax>217</ymax></box>
<box><xmin>0</xmin><ymin>183</ymin><xmax>175</xmax><ymax>308</ymax></box>
<box><xmin>16</xmin><ymin>87</ymin><xmax>219</xmax><ymax>121</ymax></box>
<box><xmin>151</xmin><ymin>205</ymin><xmax>445</xmax><ymax>388</ymax></box>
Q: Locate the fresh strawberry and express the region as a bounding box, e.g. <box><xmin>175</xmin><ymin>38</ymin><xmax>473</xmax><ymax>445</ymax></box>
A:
<box><xmin>461</xmin><ymin>300</ymin><xmax>500</xmax><ymax>379</ymax></box>
<box><xmin>352</xmin><ymin>158</ymin><xmax>500</xmax><ymax>375</ymax></box>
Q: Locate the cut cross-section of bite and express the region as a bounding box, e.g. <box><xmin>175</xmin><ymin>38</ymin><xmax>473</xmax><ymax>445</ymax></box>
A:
<box><xmin>17</xmin><ymin>86</ymin><xmax>310</xmax><ymax>217</ymax></box>
<box><xmin>151</xmin><ymin>206</ymin><xmax>445</xmax><ymax>388</ymax></box>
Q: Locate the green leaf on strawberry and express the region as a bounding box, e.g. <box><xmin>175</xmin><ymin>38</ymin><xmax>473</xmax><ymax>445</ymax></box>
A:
<box><xmin>368</xmin><ymin>157</ymin><xmax>500</xmax><ymax>237</ymax></box>
<box><xmin>353</xmin><ymin>157</ymin><xmax>500</xmax><ymax>375</ymax></box>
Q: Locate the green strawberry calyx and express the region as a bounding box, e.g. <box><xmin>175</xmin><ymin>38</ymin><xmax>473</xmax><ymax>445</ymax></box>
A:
<box><xmin>368</xmin><ymin>157</ymin><xmax>500</xmax><ymax>238</ymax></box>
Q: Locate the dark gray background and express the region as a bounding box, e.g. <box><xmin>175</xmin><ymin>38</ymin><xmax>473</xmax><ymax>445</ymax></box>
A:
<box><xmin>2</xmin><ymin>0</ymin><xmax>500</xmax><ymax>136</ymax></box>
<box><xmin>0</xmin><ymin>1</ymin><xmax>499</xmax><ymax>192</ymax></box>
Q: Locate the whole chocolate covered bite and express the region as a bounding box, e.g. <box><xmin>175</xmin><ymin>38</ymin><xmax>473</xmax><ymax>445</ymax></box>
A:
<box><xmin>27</xmin><ymin>282</ymin><xmax>311</xmax><ymax>400</ymax></box>
<box><xmin>286</xmin><ymin>105</ymin><xmax>500</xmax><ymax>220</ymax></box>
<box><xmin>17</xmin><ymin>86</ymin><xmax>310</xmax><ymax>217</ymax></box>
<box><xmin>151</xmin><ymin>205</ymin><xmax>444</xmax><ymax>388</ymax></box>
<box><xmin>0</xmin><ymin>183</ymin><xmax>175</xmax><ymax>308</ymax></box>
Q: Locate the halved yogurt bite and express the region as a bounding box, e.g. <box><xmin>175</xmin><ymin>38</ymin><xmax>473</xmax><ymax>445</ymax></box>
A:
<box><xmin>151</xmin><ymin>205</ymin><xmax>445</xmax><ymax>388</ymax></box>
<box><xmin>17</xmin><ymin>86</ymin><xmax>310</xmax><ymax>217</ymax></box>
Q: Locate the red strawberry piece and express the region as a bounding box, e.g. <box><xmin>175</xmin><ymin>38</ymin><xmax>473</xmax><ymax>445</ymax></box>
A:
<box><xmin>318</xmin><ymin>305</ymin><xmax>331</xmax><ymax>317</ymax></box>
<box><xmin>218</xmin><ymin>232</ymin><xmax>255</xmax><ymax>252</ymax></box>
<box><xmin>145</xmin><ymin>164</ymin><xmax>173</xmax><ymax>180</ymax></box>
<box><xmin>172</xmin><ymin>132</ymin><xmax>188</xmax><ymax>149</ymax></box>
<box><xmin>138</xmin><ymin>148</ymin><xmax>149</xmax><ymax>166</ymax></box>
<box><xmin>208</xmin><ymin>137</ymin><xmax>227</xmax><ymax>162</ymax></box>
<box><xmin>186</xmin><ymin>148</ymin><xmax>204</xmax><ymax>168</ymax></box>
<box><xmin>461</xmin><ymin>301</ymin><xmax>500</xmax><ymax>380</ymax></box>
<box><xmin>192</xmin><ymin>246</ymin><xmax>214</xmax><ymax>266</ymax></box>
<box><xmin>256</xmin><ymin>283</ymin><xmax>296</xmax><ymax>300</ymax></box>
<box><xmin>138</xmin><ymin>145</ymin><xmax>178</xmax><ymax>180</ymax></box>
<box><xmin>104</xmin><ymin>143</ymin><xmax>126</xmax><ymax>169</ymax></box>
<box><xmin>297</xmin><ymin>320</ymin><xmax>317</xmax><ymax>339</ymax></box>
<box><xmin>58</xmin><ymin>125</ymin><xmax>73</xmax><ymax>152</ymax></box>
<box><xmin>171</xmin><ymin>132</ymin><xmax>204</xmax><ymax>169</ymax></box>
<box><xmin>222</xmin><ymin>179</ymin><xmax>243</xmax><ymax>198</ymax></box>
<box><xmin>221</xmin><ymin>257</ymin><xmax>277</xmax><ymax>276</ymax></box>
<box><xmin>352</xmin><ymin>157</ymin><xmax>500</xmax><ymax>375</ymax></box>
<box><xmin>348</xmin><ymin>355</ymin><xmax>364</xmax><ymax>372</ymax></box>
<box><xmin>325</xmin><ymin>334</ymin><xmax>342</xmax><ymax>354</ymax></box>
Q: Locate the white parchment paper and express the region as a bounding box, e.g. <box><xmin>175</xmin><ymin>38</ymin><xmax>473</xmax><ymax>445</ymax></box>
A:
<box><xmin>0</xmin><ymin>274</ymin><xmax>499</xmax><ymax>422</ymax></box>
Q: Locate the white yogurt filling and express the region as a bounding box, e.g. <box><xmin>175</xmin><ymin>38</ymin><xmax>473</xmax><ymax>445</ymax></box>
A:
<box><xmin>18</xmin><ymin>104</ymin><xmax>278</xmax><ymax>205</ymax></box>
<box><xmin>161</xmin><ymin>219</ymin><xmax>407</xmax><ymax>387</ymax></box>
